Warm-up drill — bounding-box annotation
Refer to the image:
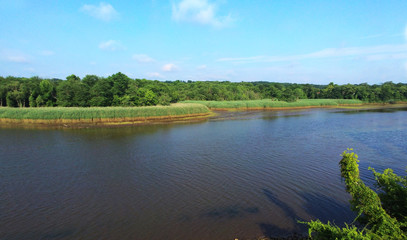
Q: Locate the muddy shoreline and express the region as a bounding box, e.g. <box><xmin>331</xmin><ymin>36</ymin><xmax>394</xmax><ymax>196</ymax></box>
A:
<box><xmin>0</xmin><ymin>113</ymin><xmax>211</xmax><ymax>129</ymax></box>
<box><xmin>208</xmin><ymin>103</ymin><xmax>407</xmax><ymax>111</ymax></box>
<box><xmin>1</xmin><ymin>103</ymin><xmax>406</xmax><ymax>129</ymax></box>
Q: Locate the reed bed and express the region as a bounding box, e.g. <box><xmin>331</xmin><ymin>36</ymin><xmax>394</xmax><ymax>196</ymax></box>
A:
<box><xmin>182</xmin><ymin>99</ymin><xmax>363</xmax><ymax>109</ymax></box>
<box><xmin>0</xmin><ymin>103</ymin><xmax>209</xmax><ymax>120</ymax></box>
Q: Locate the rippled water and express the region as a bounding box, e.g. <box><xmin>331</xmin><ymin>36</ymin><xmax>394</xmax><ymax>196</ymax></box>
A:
<box><xmin>1</xmin><ymin>108</ymin><xmax>407</xmax><ymax>239</ymax></box>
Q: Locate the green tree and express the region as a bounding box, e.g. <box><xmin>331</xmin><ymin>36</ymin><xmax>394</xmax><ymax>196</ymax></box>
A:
<box><xmin>29</xmin><ymin>94</ymin><xmax>36</xmax><ymax>107</ymax></box>
<box><xmin>143</xmin><ymin>89</ymin><xmax>158</xmax><ymax>106</ymax></box>
<box><xmin>158</xmin><ymin>93</ymin><xmax>171</xmax><ymax>106</ymax></box>
<box><xmin>305</xmin><ymin>149</ymin><xmax>406</xmax><ymax>239</ymax></box>
<box><xmin>293</xmin><ymin>88</ymin><xmax>307</xmax><ymax>100</ymax></box>
<box><xmin>82</xmin><ymin>75</ymin><xmax>99</xmax><ymax>88</ymax></box>
<box><xmin>380</xmin><ymin>82</ymin><xmax>395</xmax><ymax>102</ymax></box>
<box><xmin>35</xmin><ymin>95</ymin><xmax>44</xmax><ymax>107</ymax></box>
<box><xmin>89</xmin><ymin>77</ymin><xmax>113</xmax><ymax>106</ymax></box>
<box><xmin>39</xmin><ymin>80</ymin><xmax>55</xmax><ymax>106</ymax></box>
<box><xmin>56</xmin><ymin>75</ymin><xmax>89</xmax><ymax>107</ymax></box>
<box><xmin>109</xmin><ymin>72</ymin><xmax>130</xmax><ymax>97</ymax></box>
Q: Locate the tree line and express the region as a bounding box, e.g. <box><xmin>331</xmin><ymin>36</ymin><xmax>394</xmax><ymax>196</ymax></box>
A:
<box><xmin>1</xmin><ymin>72</ymin><xmax>407</xmax><ymax>107</ymax></box>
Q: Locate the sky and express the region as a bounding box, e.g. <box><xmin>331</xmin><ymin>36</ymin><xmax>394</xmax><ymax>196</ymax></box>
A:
<box><xmin>1</xmin><ymin>0</ymin><xmax>407</xmax><ymax>84</ymax></box>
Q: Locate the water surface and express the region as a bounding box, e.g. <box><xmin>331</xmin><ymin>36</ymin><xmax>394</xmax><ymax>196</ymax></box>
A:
<box><xmin>1</xmin><ymin>108</ymin><xmax>406</xmax><ymax>239</ymax></box>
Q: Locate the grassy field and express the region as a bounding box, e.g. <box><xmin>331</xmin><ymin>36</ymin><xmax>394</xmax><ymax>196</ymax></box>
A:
<box><xmin>0</xmin><ymin>103</ymin><xmax>210</xmax><ymax>120</ymax></box>
<box><xmin>182</xmin><ymin>99</ymin><xmax>364</xmax><ymax>109</ymax></box>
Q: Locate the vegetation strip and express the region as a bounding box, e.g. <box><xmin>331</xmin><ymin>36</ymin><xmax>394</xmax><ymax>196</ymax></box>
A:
<box><xmin>182</xmin><ymin>99</ymin><xmax>364</xmax><ymax>110</ymax></box>
<box><xmin>0</xmin><ymin>103</ymin><xmax>210</xmax><ymax>124</ymax></box>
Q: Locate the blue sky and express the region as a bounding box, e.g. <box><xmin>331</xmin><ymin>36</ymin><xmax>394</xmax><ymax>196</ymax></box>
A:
<box><xmin>1</xmin><ymin>0</ymin><xmax>407</xmax><ymax>84</ymax></box>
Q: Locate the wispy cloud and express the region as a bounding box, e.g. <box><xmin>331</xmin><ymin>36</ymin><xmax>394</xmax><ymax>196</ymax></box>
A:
<box><xmin>197</xmin><ymin>64</ymin><xmax>207</xmax><ymax>69</ymax></box>
<box><xmin>365</xmin><ymin>53</ymin><xmax>407</xmax><ymax>61</ymax></box>
<box><xmin>1</xmin><ymin>50</ymin><xmax>30</xmax><ymax>63</ymax></box>
<box><xmin>172</xmin><ymin>0</ymin><xmax>234</xmax><ymax>28</ymax></box>
<box><xmin>162</xmin><ymin>63</ymin><xmax>178</xmax><ymax>72</ymax></box>
<box><xmin>98</xmin><ymin>40</ymin><xmax>124</xmax><ymax>51</ymax></box>
<box><xmin>7</xmin><ymin>55</ymin><xmax>30</xmax><ymax>63</ymax></box>
<box><xmin>24</xmin><ymin>67</ymin><xmax>36</xmax><ymax>72</ymax></box>
<box><xmin>148</xmin><ymin>72</ymin><xmax>164</xmax><ymax>78</ymax></box>
<box><xmin>217</xmin><ymin>44</ymin><xmax>407</xmax><ymax>63</ymax></box>
<box><xmin>359</xmin><ymin>34</ymin><xmax>384</xmax><ymax>40</ymax></box>
<box><xmin>81</xmin><ymin>2</ymin><xmax>119</xmax><ymax>21</ymax></box>
<box><xmin>40</xmin><ymin>50</ymin><xmax>55</xmax><ymax>56</ymax></box>
<box><xmin>132</xmin><ymin>54</ymin><xmax>155</xmax><ymax>63</ymax></box>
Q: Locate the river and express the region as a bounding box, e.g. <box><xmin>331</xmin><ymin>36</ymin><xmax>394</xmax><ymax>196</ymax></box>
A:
<box><xmin>1</xmin><ymin>107</ymin><xmax>407</xmax><ymax>239</ymax></box>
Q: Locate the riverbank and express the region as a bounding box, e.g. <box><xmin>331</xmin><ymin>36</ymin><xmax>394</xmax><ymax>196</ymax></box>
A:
<box><xmin>0</xmin><ymin>103</ymin><xmax>211</xmax><ymax>128</ymax></box>
<box><xmin>182</xmin><ymin>99</ymin><xmax>364</xmax><ymax>110</ymax></box>
<box><xmin>182</xmin><ymin>99</ymin><xmax>407</xmax><ymax>111</ymax></box>
<box><xmin>1</xmin><ymin>100</ymin><xmax>406</xmax><ymax>128</ymax></box>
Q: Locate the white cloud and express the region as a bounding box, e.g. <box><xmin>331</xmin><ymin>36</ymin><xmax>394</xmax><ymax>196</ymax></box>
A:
<box><xmin>148</xmin><ymin>72</ymin><xmax>164</xmax><ymax>78</ymax></box>
<box><xmin>24</xmin><ymin>67</ymin><xmax>35</xmax><ymax>72</ymax></box>
<box><xmin>1</xmin><ymin>49</ymin><xmax>31</xmax><ymax>63</ymax></box>
<box><xmin>162</xmin><ymin>63</ymin><xmax>178</xmax><ymax>72</ymax></box>
<box><xmin>217</xmin><ymin>44</ymin><xmax>407</xmax><ymax>63</ymax></box>
<box><xmin>365</xmin><ymin>53</ymin><xmax>407</xmax><ymax>61</ymax></box>
<box><xmin>197</xmin><ymin>64</ymin><xmax>207</xmax><ymax>69</ymax></box>
<box><xmin>40</xmin><ymin>50</ymin><xmax>55</xmax><ymax>56</ymax></box>
<box><xmin>132</xmin><ymin>54</ymin><xmax>155</xmax><ymax>63</ymax></box>
<box><xmin>7</xmin><ymin>55</ymin><xmax>29</xmax><ymax>63</ymax></box>
<box><xmin>360</xmin><ymin>34</ymin><xmax>384</xmax><ymax>40</ymax></box>
<box><xmin>172</xmin><ymin>0</ymin><xmax>234</xmax><ymax>28</ymax></box>
<box><xmin>98</xmin><ymin>40</ymin><xmax>124</xmax><ymax>51</ymax></box>
<box><xmin>81</xmin><ymin>2</ymin><xmax>118</xmax><ymax>21</ymax></box>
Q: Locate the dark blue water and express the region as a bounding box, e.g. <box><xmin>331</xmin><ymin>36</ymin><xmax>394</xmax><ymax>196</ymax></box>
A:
<box><xmin>1</xmin><ymin>108</ymin><xmax>406</xmax><ymax>239</ymax></box>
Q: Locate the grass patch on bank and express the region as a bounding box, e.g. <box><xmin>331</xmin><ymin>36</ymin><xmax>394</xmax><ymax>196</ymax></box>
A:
<box><xmin>182</xmin><ymin>99</ymin><xmax>364</xmax><ymax>109</ymax></box>
<box><xmin>0</xmin><ymin>103</ymin><xmax>210</xmax><ymax>120</ymax></box>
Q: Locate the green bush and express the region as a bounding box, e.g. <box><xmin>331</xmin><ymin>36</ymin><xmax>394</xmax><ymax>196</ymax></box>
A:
<box><xmin>304</xmin><ymin>149</ymin><xmax>407</xmax><ymax>239</ymax></box>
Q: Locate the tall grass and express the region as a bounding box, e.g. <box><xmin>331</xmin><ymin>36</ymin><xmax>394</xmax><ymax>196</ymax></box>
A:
<box><xmin>0</xmin><ymin>103</ymin><xmax>209</xmax><ymax>120</ymax></box>
<box><xmin>182</xmin><ymin>99</ymin><xmax>363</xmax><ymax>109</ymax></box>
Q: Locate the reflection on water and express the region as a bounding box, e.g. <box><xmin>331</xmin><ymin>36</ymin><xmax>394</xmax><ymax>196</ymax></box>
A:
<box><xmin>1</xmin><ymin>108</ymin><xmax>406</xmax><ymax>239</ymax></box>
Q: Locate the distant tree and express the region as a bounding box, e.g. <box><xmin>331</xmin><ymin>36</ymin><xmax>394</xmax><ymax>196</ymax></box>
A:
<box><xmin>0</xmin><ymin>84</ymin><xmax>8</xmax><ymax>106</ymax></box>
<box><xmin>143</xmin><ymin>89</ymin><xmax>158</xmax><ymax>106</ymax></box>
<box><xmin>39</xmin><ymin>80</ymin><xmax>56</xmax><ymax>106</ymax></box>
<box><xmin>82</xmin><ymin>75</ymin><xmax>99</xmax><ymax>88</ymax></box>
<box><xmin>380</xmin><ymin>82</ymin><xmax>395</xmax><ymax>102</ymax></box>
<box><xmin>35</xmin><ymin>95</ymin><xmax>44</xmax><ymax>107</ymax></box>
<box><xmin>89</xmin><ymin>77</ymin><xmax>113</xmax><ymax>106</ymax></box>
<box><xmin>293</xmin><ymin>88</ymin><xmax>307</xmax><ymax>100</ymax></box>
<box><xmin>56</xmin><ymin>75</ymin><xmax>88</xmax><ymax>107</ymax></box>
<box><xmin>158</xmin><ymin>93</ymin><xmax>171</xmax><ymax>106</ymax></box>
<box><xmin>109</xmin><ymin>72</ymin><xmax>130</xmax><ymax>97</ymax></box>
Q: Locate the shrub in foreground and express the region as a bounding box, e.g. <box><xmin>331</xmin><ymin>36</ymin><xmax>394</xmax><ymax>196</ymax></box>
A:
<box><xmin>305</xmin><ymin>149</ymin><xmax>407</xmax><ymax>239</ymax></box>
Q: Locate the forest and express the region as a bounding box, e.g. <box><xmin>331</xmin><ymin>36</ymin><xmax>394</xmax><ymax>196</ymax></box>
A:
<box><xmin>1</xmin><ymin>72</ymin><xmax>407</xmax><ymax>108</ymax></box>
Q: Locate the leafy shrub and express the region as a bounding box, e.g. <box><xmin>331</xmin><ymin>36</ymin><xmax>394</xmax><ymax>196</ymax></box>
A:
<box><xmin>304</xmin><ymin>149</ymin><xmax>407</xmax><ymax>239</ymax></box>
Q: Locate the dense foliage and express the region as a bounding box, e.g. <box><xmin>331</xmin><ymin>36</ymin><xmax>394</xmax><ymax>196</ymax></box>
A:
<box><xmin>305</xmin><ymin>149</ymin><xmax>407</xmax><ymax>239</ymax></box>
<box><xmin>1</xmin><ymin>73</ymin><xmax>407</xmax><ymax>107</ymax></box>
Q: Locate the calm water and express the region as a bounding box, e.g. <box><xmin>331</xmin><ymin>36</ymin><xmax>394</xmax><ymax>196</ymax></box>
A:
<box><xmin>1</xmin><ymin>108</ymin><xmax>407</xmax><ymax>239</ymax></box>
